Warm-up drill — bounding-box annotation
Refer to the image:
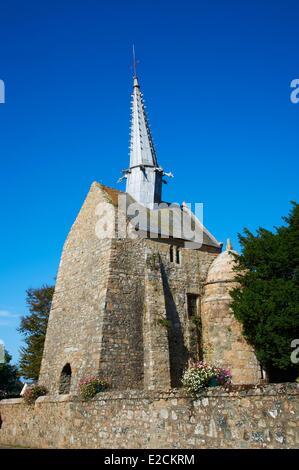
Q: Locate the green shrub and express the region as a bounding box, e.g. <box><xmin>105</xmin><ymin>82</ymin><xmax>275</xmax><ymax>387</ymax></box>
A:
<box><xmin>79</xmin><ymin>376</ymin><xmax>109</xmax><ymax>400</ymax></box>
<box><xmin>23</xmin><ymin>385</ymin><xmax>48</xmax><ymax>404</ymax></box>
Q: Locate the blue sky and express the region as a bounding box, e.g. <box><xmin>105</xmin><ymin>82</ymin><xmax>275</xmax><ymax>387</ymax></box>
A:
<box><xmin>0</xmin><ymin>0</ymin><xmax>298</xmax><ymax>364</ymax></box>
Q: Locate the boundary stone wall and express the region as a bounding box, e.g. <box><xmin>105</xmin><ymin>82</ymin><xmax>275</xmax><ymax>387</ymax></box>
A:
<box><xmin>0</xmin><ymin>384</ymin><xmax>298</xmax><ymax>449</ymax></box>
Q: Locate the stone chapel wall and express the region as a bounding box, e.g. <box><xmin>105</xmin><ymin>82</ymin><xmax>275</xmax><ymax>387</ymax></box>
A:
<box><xmin>39</xmin><ymin>183</ymin><xmax>114</xmax><ymax>393</ymax></box>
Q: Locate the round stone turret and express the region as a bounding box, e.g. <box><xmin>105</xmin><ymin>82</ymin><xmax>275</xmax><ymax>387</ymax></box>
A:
<box><xmin>205</xmin><ymin>239</ymin><xmax>238</xmax><ymax>284</ymax></box>
<box><xmin>201</xmin><ymin>239</ymin><xmax>261</xmax><ymax>385</ymax></box>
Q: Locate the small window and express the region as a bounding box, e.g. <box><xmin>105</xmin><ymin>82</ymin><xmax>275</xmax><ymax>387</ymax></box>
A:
<box><xmin>170</xmin><ymin>245</ymin><xmax>174</xmax><ymax>263</ymax></box>
<box><xmin>176</xmin><ymin>247</ymin><xmax>181</xmax><ymax>264</ymax></box>
<box><xmin>187</xmin><ymin>293</ymin><xmax>202</xmax><ymax>360</ymax></box>
<box><xmin>170</xmin><ymin>246</ymin><xmax>181</xmax><ymax>264</ymax></box>
<box><xmin>59</xmin><ymin>363</ymin><xmax>72</xmax><ymax>394</ymax></box>
<box><xmin>187</xmin><ymin>294</ymin><xmax>198</xmax><ymax>318</ymax></box>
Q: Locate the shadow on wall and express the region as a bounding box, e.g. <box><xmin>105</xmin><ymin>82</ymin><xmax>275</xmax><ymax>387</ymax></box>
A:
<box><xmin>160</xmin><ymin>263</ymin><xmax>189</xmax><ymax>387</ymax></box>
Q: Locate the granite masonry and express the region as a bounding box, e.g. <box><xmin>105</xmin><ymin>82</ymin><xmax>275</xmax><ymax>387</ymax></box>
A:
<box><xmin>38</xmin><ymin>182</ymin><xmax>262</xmax><ymax>394</ymax></box>
<box><xmin>0</xmin><ymin>384</ymin><xmax>298</xmax><ymax>448</ymax></box>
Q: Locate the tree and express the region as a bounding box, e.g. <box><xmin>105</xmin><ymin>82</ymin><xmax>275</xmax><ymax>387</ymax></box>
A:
<box><xmin>231</xmin><ymin>202</ymin><xmax>299</xmax><ymax>382</ymax></box>
<box><xmin>0</xmin><ymin>350</ymin><xmax>23</xmax><ymax>398</ymax></box>
<box><xmin>18</xmin><ymin>285</ymin><xmax>54</xmax><ymax>381</ymax></box>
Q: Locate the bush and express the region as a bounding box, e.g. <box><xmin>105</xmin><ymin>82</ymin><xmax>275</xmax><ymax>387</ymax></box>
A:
<box><xmin>0</xmin><ymin>350</ymin><xmax>23</xmax><ymax>397</ymax></box>
<box><xmin>23</xmin><ymin>385</ymin><xmax>48</xmax><ymax>404</ymax></box>
<box><xmin>182</xmin><ymin>362</ymin><xmax>232</xmax><ymax>398</ymax></box>
<box><xmin>79</xmin><ymin>376</ymin><xmax>109</xmax><ymax>400</ymax></box>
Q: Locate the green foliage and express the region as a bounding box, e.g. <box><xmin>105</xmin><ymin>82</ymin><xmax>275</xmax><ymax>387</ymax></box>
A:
<box><xmin>0</xmin><ymin>350</ymin><xmax>23</xmax><ymax>399</ymax></box>
<box><xmin>231</xmin><ymin>202</ymin><xmax>299</xmax><ymax>381</ymax></box>
<box><xmin>79</xmin><ymin>376</ymin><xmax>109</xmax><ymax>400</ymax></box>
<box><xmin>23</xmin><ymin>385</ymin><xmax>48</xmax><ymax>405</ymax></box>
<box><xmin>18</xmin><ymin>285</ymin><xmax>54</xmax><ymax>381</ymax></box>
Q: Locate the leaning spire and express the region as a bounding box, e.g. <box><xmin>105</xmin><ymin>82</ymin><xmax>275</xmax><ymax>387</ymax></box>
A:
<box><xmin>118</xmin><ymin>47</ymin><xmax>173</xmax><ymax>209</ymax></box>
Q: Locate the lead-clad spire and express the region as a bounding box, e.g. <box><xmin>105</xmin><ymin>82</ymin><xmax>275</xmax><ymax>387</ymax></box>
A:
<box><xmin>118</xmin><ymin>49</ymin><xmax>173</xmax><ymax>209</ymax></box>
<box><xmin>129</xmin><ymin>72</ymin><xmax>158</xmax><ymax>169</ymax></box>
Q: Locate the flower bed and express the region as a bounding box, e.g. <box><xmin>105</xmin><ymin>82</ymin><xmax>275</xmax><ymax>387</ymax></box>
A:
<box><xmin>23</xmin><ymin>385</ymin><xmax>48</xmax><ymax>404</ymax></box>
<box><xmin>182</xmin><ymin>361</ymin><xmax>232</xmax><ymax>398</ymax></box>
<box><xmin>79</xmin><ymin>376</ymin><xmax>109</xmax><ymax>400</ymax></box>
